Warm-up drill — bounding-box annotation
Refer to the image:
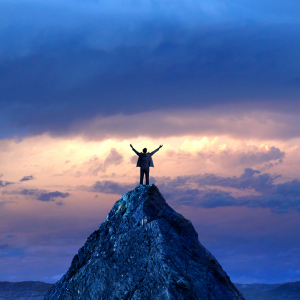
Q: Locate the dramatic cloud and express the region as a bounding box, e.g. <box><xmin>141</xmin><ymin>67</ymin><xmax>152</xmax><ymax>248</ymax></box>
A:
<box><xmin>192</xmin><ymin>168</ymin><xmax>279</xmax><ymax>192</ymax></box>
<box><xmin>0</xmin><ymin>181</ymin><xmax>13</xmax><ymax>188</ymax></box>
<box><xmin>61</xmin><ymin>110</ymin><xmax>300</xmax><ymax>141</ymax></box>
<box><xmin>180</xmin><ymin>143</ymin><xmax>284</xmax><ymax>170</ymax></box>
<box><xmin>20</xmin><ymin>175</ymin><xmax>34</xmax><ymax>182</ymax></box>
<box><xmin>0</xmin><ymin>1</ymin><xmax>300</xmax><ymax>139</ymax></box>
<box><xmin>236</xmin><ymin>147</ymin><xmax>284</xmax><ymax>166</ymax></box>
<box><xmin>89</xmin><ymin>180</ymin><xmax>136</xmax><ymax>195</ymax></box>
<box><xmin>84</xmin><ymin>148</ymin><xmax>124</xmax><ymax>176</ymax></box>
<box><xmin>3</xmin><ymin>189</ymin><xmax>70</xmax><ymax>203</ymax></box>
<box><xmin>162</xmin><ymin>170</ymin><xmax>300</xmax><ymax>214</ymax></box>
<box><xmin>86</xmin><ymin>169</ymin><xmax>300</xmax><ymax>214</ymax></box>
<box><xmin>37</xmin><ymin>191</ymin><xmax>70</xmax><ymax>202</ymax></box>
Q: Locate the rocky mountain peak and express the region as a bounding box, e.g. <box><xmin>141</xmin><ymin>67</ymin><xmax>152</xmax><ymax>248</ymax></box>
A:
<box><xmin>44</xmin><ymin>184</ymin><xmax>244</xmax><ymax>300</ymax></box>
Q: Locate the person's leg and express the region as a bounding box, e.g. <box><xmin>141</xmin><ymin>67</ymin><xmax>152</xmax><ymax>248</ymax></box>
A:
<box><xmin>140</xmin><ymin>168</ymin><xmax>144</xmax><ymax>184</ymax></box>
<box><xmin>145</xmin><ymin>168</ymin><xmax>150</xmax><ymax>185</ymax></box>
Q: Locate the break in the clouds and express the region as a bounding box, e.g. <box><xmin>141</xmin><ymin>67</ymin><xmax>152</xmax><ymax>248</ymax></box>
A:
<box><xmin>20</xmin><ymin>175</ymin><xmax>34</xmax><ymax>182</ymax></box>
<box><xmin>1</xmin><ymin>1</ymin><xmax>300</xmax><ymax>139</ymax></box>
<box><xmin>86</xmin><ymin>168</ymin><xmax>300</xmax><ymax>214</ymax></box>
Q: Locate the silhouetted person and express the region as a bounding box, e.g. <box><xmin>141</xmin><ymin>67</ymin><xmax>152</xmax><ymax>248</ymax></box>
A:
<box><xmin>130</xmin><ymin>144</ymin><xmax>163</xmax><ymax>185</ymax></box>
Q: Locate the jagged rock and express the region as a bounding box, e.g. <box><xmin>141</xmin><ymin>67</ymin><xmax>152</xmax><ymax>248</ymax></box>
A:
<box><xmin>44</xmin><ymin>184</ymin><xmax>244</xmax><ymax>300</ymax></box>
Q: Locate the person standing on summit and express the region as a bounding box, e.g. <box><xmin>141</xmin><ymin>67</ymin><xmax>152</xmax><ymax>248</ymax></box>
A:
<box><xmin>130</xmin><ymin>144</ymin><xmax>163</xmax><ymax>185</ymax></box>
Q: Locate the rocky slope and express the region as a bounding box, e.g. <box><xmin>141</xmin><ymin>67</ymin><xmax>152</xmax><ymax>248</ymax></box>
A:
<box><xmin>44</xmin><ymin>184</ymin><xmax>244</xmax><ymax>300</ymax></box>
<box><xmin>0</xmin><ymin>281</ymin><xmax>52</xmax><ymax>300</ymax></box>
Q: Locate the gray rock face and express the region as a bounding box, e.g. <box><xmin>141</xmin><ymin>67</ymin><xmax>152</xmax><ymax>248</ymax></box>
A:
<box><xmin>0</xmin><ymin>281</ymin><xmax>53</xmax><ymax>300</ymax></box>
<box><xmin>44</xmin><ymin>184</ymin><xmax>244</xmax><ymax>300</ymax></box>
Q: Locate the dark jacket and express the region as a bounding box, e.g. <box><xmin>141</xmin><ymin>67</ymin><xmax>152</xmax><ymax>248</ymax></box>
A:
<box><xmin>131</xmin><ymin>147</ymin><xmax>160</xmax><ymax>168</ymax></box>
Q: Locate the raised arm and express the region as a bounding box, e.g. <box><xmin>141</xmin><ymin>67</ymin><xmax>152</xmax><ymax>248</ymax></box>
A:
<box><xmin>150</xmin><ymin>145</ymin><xmax>163</xmax><ymax>156</ymax></box>
<box><xmin>130</xmin><ymin>144</ymin><xmax>140</xmax><ymax>156</ymax></box>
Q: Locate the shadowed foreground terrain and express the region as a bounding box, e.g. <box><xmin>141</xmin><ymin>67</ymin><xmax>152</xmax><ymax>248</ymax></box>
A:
<box><xmin>44</xmin><ymin>184</ymin><xmax>243</xmax><ymax>299</ymax></box>
<box><xmin>0</xmin><ymin>281</ymin><xmax>53</xmax><ymax>300</ymax></box>
<box><xmin>1</xmin><ymin>281</ymin><xmax>300</xmax><ymax>299</ymax></box>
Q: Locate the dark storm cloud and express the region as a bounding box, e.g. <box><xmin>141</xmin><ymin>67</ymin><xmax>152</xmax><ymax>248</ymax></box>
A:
<box><xmin>20</xmin><ymin>175</ymin><xmax>34</xmax><ymax>182</ymax></box>
<box><xmin>1</xmin><ymin>1</ymin><xmax>300</xmax><ymax>139</ymax></box>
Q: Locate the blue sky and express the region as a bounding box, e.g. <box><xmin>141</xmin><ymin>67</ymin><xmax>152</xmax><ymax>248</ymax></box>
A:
<box><xmin>1</xmin><ymin>0</ymin><xmax>300</xmax><ymax>285</ymax></box>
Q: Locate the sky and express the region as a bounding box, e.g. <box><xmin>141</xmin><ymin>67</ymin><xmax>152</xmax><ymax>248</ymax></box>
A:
<box><xmin>1</xmin><ymin>0</ymin><xmax>300</xmax><ymax>284</ymax></box>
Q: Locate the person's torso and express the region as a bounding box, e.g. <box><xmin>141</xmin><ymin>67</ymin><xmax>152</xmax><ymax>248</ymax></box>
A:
<box><xmin>139</xmin><ymin>153</ymin><xmax>151</xmax><ymax>168</ymax></box>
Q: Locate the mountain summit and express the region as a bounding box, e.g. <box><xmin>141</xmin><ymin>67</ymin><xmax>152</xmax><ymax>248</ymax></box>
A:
<box><xmin>44</xmin><ymin>184</ymin><xmax>244</xmax><ymax>300</ymax></box>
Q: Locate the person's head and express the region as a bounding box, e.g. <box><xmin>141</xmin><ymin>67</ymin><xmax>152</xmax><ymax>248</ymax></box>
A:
<box><xmin>143</xmin><ymin>148</ymin><xmax>147</xmax><ymax>153</ymax></box>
